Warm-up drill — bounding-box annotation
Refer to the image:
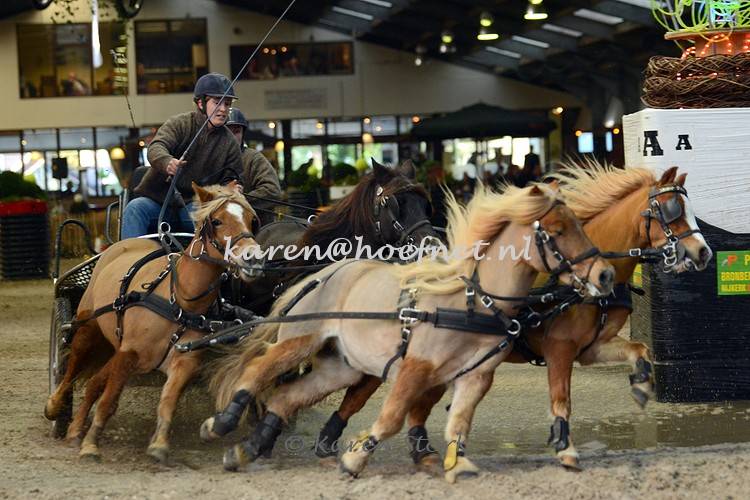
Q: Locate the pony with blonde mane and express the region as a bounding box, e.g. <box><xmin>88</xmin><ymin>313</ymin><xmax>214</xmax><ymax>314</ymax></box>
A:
<box><xmin>321</xmin><ymin>161</ymin><xmax>713</xmax><ymax>472</ymax></box>
<box><xmin>45</xmin><ymin>183</ymin><xmax>260</xmax><ymax>463</ymax></box>
<box><xmin>202</xmin><ymin>182</ymin><xmax>614</xmax><ymax>482</ymax></box>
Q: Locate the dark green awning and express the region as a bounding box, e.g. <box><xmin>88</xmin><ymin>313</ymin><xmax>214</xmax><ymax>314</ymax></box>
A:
<box><xmin>411</xmin><ymin>102</ymin><xmax>555</xmax><ymax>139</ymax></box>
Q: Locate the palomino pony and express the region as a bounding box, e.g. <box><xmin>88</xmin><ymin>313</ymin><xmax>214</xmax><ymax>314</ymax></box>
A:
<box><xmin>242</xmin><ymin>159</ymin><xmax>438</xmax><ymax>316</ymax></box>
<box><xmin>317</xmin><ymin>163</ymin><xmax>713</xmax><ymax>471</ymax></box>
<box><xmin>44</xmin><ymin>184</ymin><xmax>260</xmax><ymax>462</ymax></box>
<box><xmin>202</xmin><ymin>183</ymin><xmax>615</xmax><ymax>482</ymax></box>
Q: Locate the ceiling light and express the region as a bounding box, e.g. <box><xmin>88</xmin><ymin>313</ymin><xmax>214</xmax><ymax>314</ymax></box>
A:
<box><xmin>480</xmin><ymin>11</ymin><xmax>494</xmax><ymax>27</ymax></box>
<box><xmin>362</xmin><ymin>132</ymin><xmax>374</xmax><ymax>143</ymax></box>
<box><xmin>411</xmin><ymin>116</ymin><xmax>421</xmax><ymax>124</ymax></box>
<box><xmin>477</xmin><ymin>26</ymin><xmax>500</xmax><ymax>41</ymax></box>
<box><xmin>525</xmin><ymin>2</ymin><xmax>548</xmax><ymax>21</ymax></box>
<box><xmin>267</xmin><ymin>121</ymin><xmax>276</xmax><ymax>129</ymax></box>
<box><xmin>441</xmin><ymin>30</ymin><xmax>454</xmax><ymax>44</ymax></box>
<box><xmin>486</xmin><ymin>46</ymin><xmax>522</xmax><ymax>58</ymax></box>
<box><xmin>360</xmin><ymin>0</ymin><xmax>392</xmax><ymax>7</ymax></box>
<box><xmin>332</xmin><ymin>6</ymin><xmax>374</xmax><ymax>21</ymax></box>
<box><xmin>315</xmin><ymin>121</ymin><xmax>324</xmax><ymax>130</ymax></box>
<box><xmin>552</xmin><ymin>106</ymin><xmax>564</xmax><ymax>115</ymax></box>
<box><xmin>511</xmin><ymin>35</ymin><xmax>550</xmax><ymax>48</ymax></box>
<box><xmin>573</xmin><ymin>8</ymin><xmax>623</xmax><ymax>25</ymax></box>
<box><xmin>542</xmin><ymin>23</ymin><xmax>583</xmax><ymax>37</ymax></box>
<box><xmin>363</xmin><ymin>117</ymin><xmax>371</xmax><ymax>124</ymax></box>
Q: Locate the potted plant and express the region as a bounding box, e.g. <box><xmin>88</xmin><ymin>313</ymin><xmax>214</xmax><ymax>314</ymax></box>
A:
<box><xmin>286</xmin><ymin>163</ymin><xmax>323</xmax><ymax>217</ymax></box>
<box><xmin>329</xmin><ymin>162</ymin><xmax>359</xmax><ymax>201</ymax></box>
<box><xmin>0</xmin><ymin>171</ymin><xmax>49</xmax><ymax>279</ymax></box>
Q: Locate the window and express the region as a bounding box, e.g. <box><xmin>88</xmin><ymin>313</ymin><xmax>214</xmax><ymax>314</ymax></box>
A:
<box><xmin>17</xmin><ymin>23</ymin><xmax>128</xmax><ymax>98</ymax></box>
<box><xmin>577</xmin><ymin>132</ymin><xmax>613</xmax><ymax>154</ymax></box>
<box><xmin>230</xmin><ymin>42</ymin><xmax>354</xmax><ymax>80</ymax></box>
<box><xmin>135</xmin><ymin>19</ymin><xmax>208</xmax><ymax>94</ymax></box>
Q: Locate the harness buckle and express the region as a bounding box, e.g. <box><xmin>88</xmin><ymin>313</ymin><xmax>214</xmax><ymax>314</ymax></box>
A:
<box><xmin>113</xmin><ymin>297</ymin><xmax>125</xmax><ymax>312</ymax></box>
<box><xmin>465</xmin><ymin>287</ymin><xmax>475</xmax><ymax>298</ymax></box>
<box><xmin>209</xmin><ymin>320</ymin><xmax>225</xmax><ymax>332</ymax></box>
<box><xmin>481</xmin><ymin>295</ymin><xmax>494</xmax><ymax>309</ymax></box>
<box><xmin>398</xmin><ymin>308</ymin><xmax>421</xmax><ymax>324</ymax></box>
<box><xmin>628</xmin><ymin>248</ymin><xmax>642</xmax><ymax>257</ymax></box>
<box><xmin>527</xmin><ymin>312</ymin><xmax>542</xmax><ymax>329</ymax></box>
<box><xmin>541</xmin><ymin>293</ymin><xmax>555</xmax><ymax>304</ymax></box>
<box><xmin>507</xmin><ymin>319</ymin><xmax>522</xmax><ymax>337</ymax></box>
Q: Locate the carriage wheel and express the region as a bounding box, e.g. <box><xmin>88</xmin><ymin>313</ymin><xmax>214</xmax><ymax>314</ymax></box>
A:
<box><xmin>115</xmin><ymin>0</ymin><xmax>144</xmax><ymax>18</ymax></box>
<box><xmin>31</xmin><ymin>0</ymin><xmax>53</xmax><ymax>10</ymax></box>
<box><xmin>49</xmin><ymin>297</ymin><xmax>72</xmax><ymax>439</ymax></box>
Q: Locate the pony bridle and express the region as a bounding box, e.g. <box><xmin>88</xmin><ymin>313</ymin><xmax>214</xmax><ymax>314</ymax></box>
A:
<box><xmin>191</xmin><ymin>198</ymin><xmax>255</xmax><ymax>277</ymax></box>
<box><xmin>642</xmin><ymin>185</ymin><xmax>701</xmax><ymax>272</ymax></box>
<box><xmin>373</xmin><ymin>185</ymin><xmax>434</xmax><ymax>247</ymax></box>
<box><xmin>533</xmin><ymin>205</ymin><xmax>601</xmax><ymax>297</ymax></box>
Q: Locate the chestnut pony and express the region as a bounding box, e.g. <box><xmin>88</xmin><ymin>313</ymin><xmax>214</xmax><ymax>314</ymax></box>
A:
<box><xmin>314</xmin><ymin>163</ymin><xmax>712</xmax><ymax>471</ymax></box>
<box><xmin>202</xmin><ymin>182</ymin><xmax>614</xmax><ymax>482</ymax></box>
<box><xmin>44</xmin><ymin>184</ymin><xmax>260</xmax><ymax>462</ymax></box>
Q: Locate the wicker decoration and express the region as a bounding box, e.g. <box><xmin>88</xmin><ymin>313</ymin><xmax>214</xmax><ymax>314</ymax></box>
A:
<box><xmin>642</xmin><ymin>53</ymin><xmax>750</xmax><ymax>108</ymax></box>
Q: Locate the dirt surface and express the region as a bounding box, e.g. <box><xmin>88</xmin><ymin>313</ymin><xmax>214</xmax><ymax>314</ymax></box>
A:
<box><xmin>1</xmin><ymin>273</ymin><xmax>750</xmax><ymax>499</ymax></box>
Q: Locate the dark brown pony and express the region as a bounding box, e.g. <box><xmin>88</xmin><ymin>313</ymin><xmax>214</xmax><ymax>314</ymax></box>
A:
<box><xmin>243</xmin><ymin>159</ymin><xmax>438</xmax><ymax>315</ymax></box>
<box><xmin>313</xmin><ymin>164</ymin><xmax>713</xmax><ymax>469</ymax></box>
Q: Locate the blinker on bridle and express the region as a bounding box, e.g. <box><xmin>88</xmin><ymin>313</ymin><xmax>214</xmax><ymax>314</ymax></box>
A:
<box><xmin>533</xmin><ymin>201</ymin><xmax>601</xmax><ymax>297</ymax></box>
<box><xmin>642</xmin><ymin>185</ymin><xmax>701</xmax><ymax>271</ymax></box>
<box><xmin>373</xmin><ymin>184</ymin><xmax>434</xmax><ymax>247</ymax></box>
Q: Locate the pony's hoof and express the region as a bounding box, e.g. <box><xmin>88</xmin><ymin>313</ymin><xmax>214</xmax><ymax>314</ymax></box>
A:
<box><xmin>146</xmin><ymin>445</ymin><xmax>169</xmax><ymax>464</ymax></box>
<box><xmin>558</xmin><ymin>450</ymin><xmax>582</xmax><ymax>471</ymax></box>
<box><xmin>79</xmin><ymin>445</ymin><xmax>101</xmax><ymax>462</ymax></box>
<box><xmin>223</xmin><ymin>445</ymin><xmax>249</xmax><ymax>472</ymax></box>
<box><xmin>200</xmin><ymin>417</ymin><xmax>219</xmax><ymax>442</ymax></box>
<box><xmin>417</xmin><ymin>452</ymin><xmax>442</xmax><ymax>473</ymax></box>
<box><xmin>43</xmin><ymin>400</ymin><xmax>58</xmax><ymax>421</ymax></box>
<box><xmin>340</xmin><ymin>451</ymin><xmax>368</xmax><ymax>478</ymax></box>
<box><xmin>444</xmin><ymin>457</ymin><xmax>479</xmax><ymax>484</ymax></box>
<box><xmin>339</xmin><ymin>461</ymin><xmax>359</xmax><ymax>478</ymax></box>
<box><xmin>631</xmin><ymin>386</ymin><xmax>650</xmax><ymax>409</ymax></box>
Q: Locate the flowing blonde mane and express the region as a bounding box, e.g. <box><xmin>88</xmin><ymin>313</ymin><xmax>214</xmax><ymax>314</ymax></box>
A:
<box><xmin>392</xmin><ymin>183</ymin><xmax>561</xmax><ymax>295</ymax></box>
<box><xmin>552</xmin><ymin>159</ymin><xmax>656</xmax><ymax>221</ymax></box>
<box><xmin>190</xmin><ymin>185</ymin><xmax>256</xmax><ymax>224</ymax></box>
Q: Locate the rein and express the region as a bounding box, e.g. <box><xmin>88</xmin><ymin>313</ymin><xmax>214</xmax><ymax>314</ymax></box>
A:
<box><xmin>176</xmin><ymin>212</ymin><xmax>602</xmax><ymax>382</ymax></box>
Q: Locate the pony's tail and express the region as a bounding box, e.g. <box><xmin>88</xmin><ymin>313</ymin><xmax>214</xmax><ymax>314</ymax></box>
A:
<box><xmin>206</xmin><ymin>275</ymin><xmax>312</xmax><ymax>411</ymax></box>
<box><xmin>207</xmin><ymin>322</ymin><xmax>279</xmax><ymax>411</ymax></box>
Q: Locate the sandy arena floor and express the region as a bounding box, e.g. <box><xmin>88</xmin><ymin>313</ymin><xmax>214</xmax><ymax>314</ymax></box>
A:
<box><xmin>1</xmin><ymin>271</ymin><xmax>750</xmax><ymax>499</ymax></box>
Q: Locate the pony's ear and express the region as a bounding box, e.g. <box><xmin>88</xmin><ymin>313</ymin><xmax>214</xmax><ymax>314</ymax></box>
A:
<box><xmin>658</xmin><ymin>166</ymin><xmax>679</xmax><ymax>185</ymax></box>
<box><xmin>396</xmin><ymin>159</ymin><xmax>417</xmax><ymax>179</ymax></box>
<box><xmin>192</xmin><ymin>182</ymin><xmax>213</xmax><ymax>203</ymax></box>
<box><xmin>529</xmin><ymin>184</ymin><xmax>545</xmax><ymax>196</ymax></box>
<box><xmin>676</xmin><ymin>172</ymin><xmax>687</xmax><ymax>186</ymax></box>
<box><xmin>372</xmin><ymin>158</ymin><xmax>392</xmax><ymax>185</ymax></box>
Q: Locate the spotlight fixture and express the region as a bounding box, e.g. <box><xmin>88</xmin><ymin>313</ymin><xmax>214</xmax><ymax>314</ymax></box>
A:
<box><xmin>415</xmin><ymin>44</ymin><xmax>426</xmax><ymax>66</ymax></box>
<box><xmin>480</xmin><ymin>11</ymin><xmax>494</xmax><ymax>27</ymax></box>
<box><xmin>477</xmin><ymin>26</ymin><xmax>499</xmax><ymax>41</ymax></box>
<box><xmin>525</xmin><ymin>1</ymin><xmax>548</xmax><ymax>21</ymax></box>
